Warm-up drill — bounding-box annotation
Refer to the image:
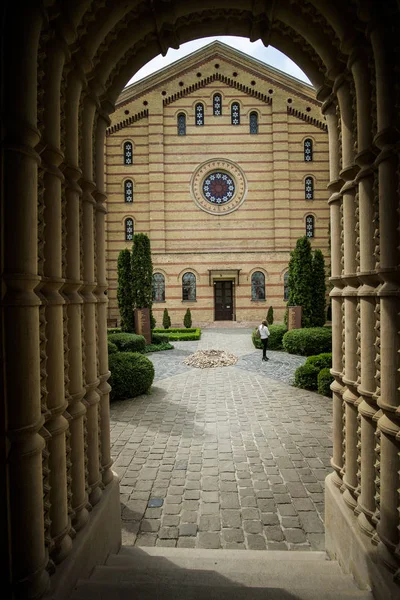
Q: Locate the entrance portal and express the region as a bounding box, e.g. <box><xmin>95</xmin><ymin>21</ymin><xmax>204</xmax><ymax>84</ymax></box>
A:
<box><xmin>214</xmin><ymin>281</ymin><xmax>234</xmax><ymax>321</ymax></box>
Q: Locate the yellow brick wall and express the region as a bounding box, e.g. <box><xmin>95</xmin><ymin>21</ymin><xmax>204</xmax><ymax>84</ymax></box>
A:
<box><xmin>105</xmin><ymin>48</ymin><xmax>330</xmax><ymax>327</ymax></box>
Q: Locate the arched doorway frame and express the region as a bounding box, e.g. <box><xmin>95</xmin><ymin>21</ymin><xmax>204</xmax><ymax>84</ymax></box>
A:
<box><xmin>1</xmin><ymin>2</ymin><xmax>399</xmax><ymax>598</ymax></box>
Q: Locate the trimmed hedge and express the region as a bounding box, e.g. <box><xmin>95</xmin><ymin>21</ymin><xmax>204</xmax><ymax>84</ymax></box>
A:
<box><xmin>305</xmin><ymin>353</ymin><xmax>332</xmax><ymax>370</ymax></box>
<box><xmin>109</xmin><ymin>352</ymin><xmax>154</xmax><ymax>401</ymax></box>
<box><xmin>282</xmin><ymin>327</ymin><xmax>332</xmax><ymax>356</ymax></box>
<box><xmin>318</xmin><ymin>368</ymin><xmax>334</xmax><ymax>397</ymax></box>
<box><xmin>153</xmin><ymin>327</ymin><xmax>201</xmax><ymax>341</ymax></box>
<box><xmin>107</xmin><ymin>332</ymin><xmax>146</xmax><ymax>354</ymax></box>
<box><xmin>107</xmin><ymin>327</ymin><xmax>121</xmax><ymax>334</ymax></box>
<box><xmin>294</xmin><ymin>363</ymin><xmax>320</xmax><ymax>390</ymax></box>
<box><xmin>144</xmin><ymin>342</ymin><xmax>174</xmax><ymax>353</ymax></box>
<box><xmin>153</xmin><ymin>328</ymin><xmax>198</xmax><ymax>333</ymax></box>
<box><xmin>151</xmin><ymin>332</ymin><xmax>169</xmax><ymax>344</ymax></box>
<box><xmin>107</xmin><ymin>340</ymin><xmax>118</xmax><ymax>355</ymax></box>
<box><xmin>252</xmin><ymin>324</ymin><xmax>287</xmax><ymax>351</ymax></box>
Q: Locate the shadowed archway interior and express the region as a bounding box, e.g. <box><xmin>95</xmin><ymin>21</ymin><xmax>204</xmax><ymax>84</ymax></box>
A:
<box><xmin>1</xmin><ymin>1</ymin><xmax>399</xmax><ymax>599</ymax></box>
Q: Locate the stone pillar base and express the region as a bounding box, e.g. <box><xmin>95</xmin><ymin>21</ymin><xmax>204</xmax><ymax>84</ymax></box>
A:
<box><xmin>325</xmin><ymin>472</ymin><xmax>399</xmax><ymax>600</ymax></box>
<box><xmin>45</xmin><ymin>473</ymin><xmax>121</xmax><ymax>600</ymax></box>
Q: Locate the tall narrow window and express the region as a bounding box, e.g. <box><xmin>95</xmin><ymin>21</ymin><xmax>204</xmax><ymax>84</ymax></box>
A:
<box><xmin>124</xmin><ymin>141</ymin><xmax>133</xmax><ymax>165</ymax></box>
<box><xmin>213</xmin><ymin>93</ymin><xmax>222</xmax><ymax>116</ymax></box>
<box><xmin>251</xmin><ymin>271</ymin><xmax>265</xmax><ymax>300</ymax></box>
<box><xmin>124</xmin><ymin>180</ymin><xmax>133</xmax><ymax>203</ymax></box>
<box><xmin>249</xmin><ymin>111</ymin><xmax>258</xmax><ymax>134</ymax></box>
<box><xmin>305</xmin><ymin>176</ymin><xmax>314</xmax><ymax>200</ymax></box>
<box><xmin>177</xmin><ymin>113</ymin><xmax>186</xmax><ymax>136</ymax></box>
<box><xmin>304</xmin><ymin>138</ymin><xmax>313</xmax><ymax>162</ymax></box>
<box><xmin>125</xmin><ymin>218</ymin><xmax>134</xmax><ymax>241</ymax></box>
<box><xmin>306</xmin><ymin>215</ymin><xmax>314</xmax><ymax>238</ymax></box>
<box><xmin>152</xmin><ymin>273</ymin><xmax>165</xmax><ymax>302</ymax></box>
<box><xmin>182</xmin><ymin>272</ymin><xmax>196</xmax><ymax>301</ymax></box>
<box><xmin>195</xmin><ymin>103</ymin><xmax>204</xmax><ymax>126</ymax></box>
<box><xmin>231</xmin><ymin>102</ymin><xmax>240</xmax><ymax>125</ymax></box>
<box><xmin>284</xmin><ymin>272</ymin><xmax>289</xmax><ymax>301</ymax></box>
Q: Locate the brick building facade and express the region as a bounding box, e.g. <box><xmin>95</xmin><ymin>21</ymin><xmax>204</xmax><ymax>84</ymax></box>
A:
<box><xmin>105</xmin><ymin>42</ymin><xmax>329</xmax><ymax>326</ymax></box>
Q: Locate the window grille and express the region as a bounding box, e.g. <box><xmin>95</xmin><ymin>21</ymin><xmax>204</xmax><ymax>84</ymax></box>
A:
<box><xmin>249</xmin><ymin>111</ymin><xmax>258</xmax><ymax>134</ymax></box>
<box><xmin>124</xmin><ymin>180</ymin><xmax>133</xmax><ymax>203</ymax></box>
<box><xmin>124</xmin><ymin>141</ymin><xmax>133</xmax><ymax>165</ymax></box>
<box><xmin>304</xmin><ymin>138</ymin><xmax>313</xmax><ymax>162</ymax></box>
<box><xmin>231</xmin><ymin>102</ymin><xmax>240</xmax><ymax>125</ymax></box>
<box><xmin>182</xmin><ymin>272</ymin><xmax>196</xmax><ymax>301</ymax></box>
<box><xmin>251</xmin><ymin>271</ymin><xmax>265</xmax><ymax>300</ymax></box>
<box><xmin>213</xmin><ymin>94</ymin><xmax>222</xmax><ymax>116</ymax></box>
<box><xmin>306</xmin><ymin>215</ymin><xmax>314</xmax><ymax>238</ymax></box>
<box><xmin>125</xmin><ymin>218</ymin><xmax>134</xmax><ymax>241</ymax></box>
<box><xmin>305</xmin><ymin>176</ymin><xmax>314</xmax><ymax>200</ymax></box>
<box><xmin>152</xmin><ymin>273</ymin><xmax>165</xmax><ymax>302</ymax></box>
<box><xmin>195</xmin><ymin>103</ymin><xmax>204</xmax><ymax>126</ymax></box>
<box><xmin>177</xmin><ymin>113</ymin><xmax>186</xmax><ymax>135</ymax></box>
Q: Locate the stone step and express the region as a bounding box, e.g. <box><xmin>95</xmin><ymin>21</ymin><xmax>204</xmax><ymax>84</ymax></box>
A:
<box><xmin>70</xmin><ymin>548</ymin><xmax>373</xmax><ymax>600</ymax></box>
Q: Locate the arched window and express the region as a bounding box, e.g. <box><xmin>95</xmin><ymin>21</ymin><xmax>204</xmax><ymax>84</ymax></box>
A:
<box><xmin>304</xmin><ymin>138</ymin><xmax>313</xmax><ymax>162</ymax></box>
<box><xmin>123</xmin><ymin>141</ymin><xmax>133</xmax><ymax>165</ymax></box>
<box><xmin>305</xmin><ymin>176</ymin><xmax>314</xmax><ymax>200</ymax></box>
<box><xmin>231</xmin><ymin>102</ymin><xmax>240</xmax><ymax>125</ymax></box>
<box><xmin>306</xmin><ymin>214</ymin><xmax>315</xmax><ymax>238</ymax></box>
<box><xmin>251</xmin><ymin>271</ymin><xmax>265</xmax><ymax>301</ymax></box>
<box><xmin>182</xmin><ymin>272</ymin><xmax>196</xmax><ymax>301</ymax></box>
<box><xmin>249</xmin><ymin>111</ymin><xmax>258</xmax><ymax>134</ymax></box>
<box><xmin>124</xmin><ymin>180</ymin><xmax>133</xmax><ymax>203</ymax></box>
<box><xmin>152</xmin><ymin>273</ymin><xmax>165</xmax><ymax>302</ymax></box>
<box><xmin>125</xmin><ymin>218</ymin><xmax>134</xmax><ymax>241</ymax></box>
<box><xmin>195</xmin><ymin>103</ymin><xmax>204</xmax><ymax>126</ymax></box>
<box><xmin>177</xmin><ymin>113</ymin><xmax>186</xmax><ymax>136</ymax></box>
<box><xmin>284</xmin><ymin>272</ymin><xmax>290</xmax><ymax>301</ymax></box>
<box><xmin>213</xmin><ymin>93</ymin><xmax>222</xmax><ymax>116</ymax></box>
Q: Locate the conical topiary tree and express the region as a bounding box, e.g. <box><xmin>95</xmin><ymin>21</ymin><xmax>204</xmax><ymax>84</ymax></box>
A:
<box><xmin>267</xmin><ymin>306</ymin><xmax>274</xmax><ymax>325</ymax></box>
<box><xmin>117</xmin><ymin>248</ymin><xmax>135</xmax><ymax>332</ymax></box>
<box><xmin>287</xmin><ymin>236</ymin><xmax>314</xmax><ymax>328</ymax></box>
<box><xmin>312</xmin><ymin>248</ymin><xmax>326</xmax><ymax>326</ymax></box>
<box><xmin>184</xmin><ymin>308</ymin><xmax>192</xmax><ymax>328</ymax></box>
<box><xmin>163</xmin><ymin>308</ymin><xmax>171</xmax><ymax>329</ymax></box>
<box><xmin>131</xmin><ymin>233</ymin><xmax>153</xmax><ymax>314</ymax></box>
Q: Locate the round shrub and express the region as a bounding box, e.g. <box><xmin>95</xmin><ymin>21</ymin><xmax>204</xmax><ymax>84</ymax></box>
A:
<box><xmin>109</xmin><ymin>352</ymin><xmax>155</xmax><ymax>401</ymax></box>
<box><xmin>251</xmin><ymin>324</ymin><xmax>287</xmax><ymax>350</ymax></box>
<box><xmin>282</xmin><ymin>327</ymin><xmax>332</xmax><ymax>356</ymax></box>
<box><xmin>305</xmin><ymin>353</ymin><xmax>332</xmax><ymax>370</ymax></box>
<box><xmin>108</xmin><ymin>340</ymin><xmax>118</xmax><ymax>355</ymax></box>
<box><xmin>318</xmin><ymin>368</ymin><xmax>334</xmax><ymax>397</ymax></box>
<box><xmin>151</xmin><ymin>332</ymin><xmax>169</xmax><ymax>344</ymax></box>
<box><xmin>107</xmin><ymin>332</ymin><xmax>146</xmax><ymax>354</ymax></box>
<box><xmin>294</xmin><ymin>364</ymin><xmax>320</xmax><ymax>391</ymax></box>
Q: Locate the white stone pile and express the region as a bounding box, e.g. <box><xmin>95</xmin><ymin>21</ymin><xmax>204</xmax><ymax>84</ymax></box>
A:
<box><xmin>183</xmin><ymin>349</ymin><xmax>238</xmax><ymax>368</ymax></box>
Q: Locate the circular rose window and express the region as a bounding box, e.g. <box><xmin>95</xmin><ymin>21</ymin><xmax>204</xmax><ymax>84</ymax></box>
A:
<box><xmin>190</xmin><ymin>159</ymin><xmax>247</xmax><ymax>215</ymax></box>
<box><xmin>202</xmin><ymin>172</ymin><xmax>235</xmax><ymax>204</ymax></box>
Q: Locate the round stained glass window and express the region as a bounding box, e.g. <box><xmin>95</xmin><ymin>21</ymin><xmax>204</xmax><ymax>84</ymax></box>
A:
<box><xmin>202</xmin><ymin>172</ymin><xmax>235</xmax><ymax>204</ymax></box>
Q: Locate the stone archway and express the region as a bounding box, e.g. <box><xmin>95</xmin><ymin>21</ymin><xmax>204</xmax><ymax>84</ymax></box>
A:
<box><xmin>1</xmin><ymin>2</ymin><xmax>399</xmax><ymax>599</ymax></box>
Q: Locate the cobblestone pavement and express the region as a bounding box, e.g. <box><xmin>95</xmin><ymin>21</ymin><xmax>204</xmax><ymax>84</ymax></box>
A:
<box><xmin>111</xmin><ymin>329</ymin><xmax>333</xmax><ymax>552</ymax></box>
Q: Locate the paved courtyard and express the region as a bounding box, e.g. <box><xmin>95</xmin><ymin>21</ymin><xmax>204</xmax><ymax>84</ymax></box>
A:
<box><xmin>110</xmin><ymin>328</ymin><xmax>333</xmax><ymax>551</ymax></box>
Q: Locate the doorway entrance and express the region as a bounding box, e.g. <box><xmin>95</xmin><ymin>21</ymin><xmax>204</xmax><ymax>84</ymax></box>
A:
<box><xmin>214</xmin><ymin>280</ymin><xmax>234</xmax><ymax>321</ymax></box>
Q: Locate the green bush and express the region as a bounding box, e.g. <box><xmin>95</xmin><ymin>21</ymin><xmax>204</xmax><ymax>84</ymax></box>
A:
<box><xmin>318</xmin><ymin>368</ymin><xmax>334</xmax><ymax>397</ymax></box>
<box><xmin>282</xmin><ymin>327</ymin><xmax>332</xmax><ymax>356</ymax></box>
<box><xmin>151</xmin><ymin>332</ymin><xmax>169</xmax><ymax>344</ymax></box>
<box><xmin>163</xmin><ymin>308</ymin><xmax>171</xmax><ymax>329</ymax></box>
<box><xmin>293</xmin><ymin>363</ymin><xmax>320</xmax><ymax>390</ymax></box>
<box><xmin>109</xmin><ymin>352</ymin><xmax>154</xmax><ymax>401</ymax></box>
<box><xmin>107</xmin><ymin>340</ymin><xmax>118</xmax><ymax>355</ymax></box>
<box><xmin>305</xmin><ymin>353</ymin><xmax>332</xmax><ymax>370</ymax></box>
<box><xmin>251</xmin><ymin>324</ymin><xmax>287</xmax><ymax>350</ymax></box>
<box><xmin>107</xmin><ymin>332</ymin><xmax>146</xmax><ymax>354</ymax></box>
<box><xmin>184</xmin><ymin>308</ymin><xmax>192</xmax><ymax>328</ymax></box>
<box><xmin>144</xmin><ymin>342</ymin><xmax>174</xmax><ymax>353</ymax></box>
<box><xmin>107</xmin><ymin>327</ymin><xmax>121</xmax><ymax>334</ymax></box>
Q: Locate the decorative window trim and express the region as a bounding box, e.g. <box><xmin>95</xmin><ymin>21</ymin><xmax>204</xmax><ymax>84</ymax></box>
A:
<box><xmin>124</xmin><ymin>179</ymin><xmax>134</xmax><ymax>203</ymax></box>
<box><xmin>123</xmin><ymin>140</ymin><xmax>133</xmax><ymax>165</ymax></box>
<box><xmin>305</xmin><ymin>176</ymin><xmax>314</xmax><ymax>200</ymax></box>
<box><xmin>177</xmin><ymin>112</ymin><xmax>186</xmax><ymax>136</ymax></box>
<box><xmin>249</xmin><ymin>111</ymin><xmax>258</xmax><ymax>134</ymax></box>
<box><xmin>306</xmin><ymin>214</ymin><xmax>315</xmax><ymax>238</ymax></box>
<box><xmin>251</xmin><ymin>270</ymin><xmax>266</xmax><ymax>301</ymax></box>
<box><xmin>125</xmin><ymin>217</ymin><xmax>134</xmax><ymax>241</ymax></box>
<box><xmin>231</xmin><ymin>102</ymin><xmax>240</xmax><ymax>125</ymax></box>
<box><xmin>152</xmin><ymin>273</ymin><xmax>166</xmax><ymax>302</ymax></box>
<box><xmin>182</xmin><ymin>272</ymin><xmax>196</xmax><ymax>301</ymax></box>
<box><xmin>195</xmin><ymin>103</ymin><xmax>204</xmax><ymax>126</ymax></box>
<box><xmin>213</xmin><ymin>93</ymin><xmax>222</xmax><ymax>116</ymax></box>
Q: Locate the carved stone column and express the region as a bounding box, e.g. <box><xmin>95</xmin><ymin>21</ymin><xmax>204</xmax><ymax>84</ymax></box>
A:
<box><xmin>1</xmin><ymin>7</ymin><xmax>49</xmax><ymax>598</ymax></box>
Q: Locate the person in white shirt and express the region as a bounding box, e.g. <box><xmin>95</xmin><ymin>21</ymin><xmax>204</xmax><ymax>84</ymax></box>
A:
<box><xmin>258</xmin><ymin>320</ymin><xmax>270</xmax><ymax>361</ymax></box>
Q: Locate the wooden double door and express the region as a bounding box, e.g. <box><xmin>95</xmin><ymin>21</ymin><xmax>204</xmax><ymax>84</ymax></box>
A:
<box><xmin>214</xmin><ymin>280</ymin><xmax>234</xmax><ymax>321</ymax></box>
